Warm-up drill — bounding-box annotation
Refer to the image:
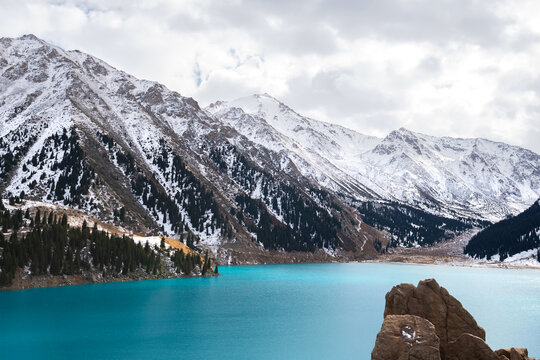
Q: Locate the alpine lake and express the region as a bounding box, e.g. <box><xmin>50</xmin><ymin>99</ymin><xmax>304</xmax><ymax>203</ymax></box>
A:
<box><xmin>1</xmin><ymin>262</ymin><xmax>539</xmax><ymax>359</ymax></box>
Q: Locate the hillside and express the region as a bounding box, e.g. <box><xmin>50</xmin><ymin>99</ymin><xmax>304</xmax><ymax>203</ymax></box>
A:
<box><xmin>0</xmin><ymin>35</ymin><xmax>387</xmax><ymax>264</ymax></box>
<box><xmin>464</xmin><ymin>199</ymin><xmax>540</xmax><ymax>263</ymax></box>
<box><xmin>0</xmin><ymin>198</ymin><xmax>216</xmax><ymax>289</ymax></box>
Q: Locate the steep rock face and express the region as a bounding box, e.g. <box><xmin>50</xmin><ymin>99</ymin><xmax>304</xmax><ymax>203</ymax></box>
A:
<box><xmin>371</xmin><ymin>314</ymin><xmax>441</xmax><ymax>360</ymax></box>
<box><xmin>0</xmin><ymin>35</ymin><xmax>387</xmax><ymax>263</ymax></box>
<box><xmin>384</xmin><ymin>278</ymin><xmax>485</xmax><ymax>357</ymax></box>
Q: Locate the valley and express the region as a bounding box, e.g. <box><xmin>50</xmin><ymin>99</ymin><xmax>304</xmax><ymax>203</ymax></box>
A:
<box><xmin>1</xmin><ymin>35</ymin><xmax>539</xmax><ymax>291</ymax></box>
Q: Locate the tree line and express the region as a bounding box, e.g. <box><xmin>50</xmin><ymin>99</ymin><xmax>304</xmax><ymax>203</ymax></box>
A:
<box><xmin>0</xmin><ymin>207</ymin><xmax>210</xmax><ymax>286</ymax></box>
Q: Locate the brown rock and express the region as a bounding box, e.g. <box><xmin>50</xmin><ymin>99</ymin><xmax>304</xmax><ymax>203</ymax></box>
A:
<box><xmin>446</xmin><ymin>333</ymin><xmax>499</xmax><ymax>360</ymax></box>
<box><xmin>372</xmin><ymin>314</ymin><xmax>441</xmax><ymax>360</ymax></box>
<box><xmin>496</xmin><ymin>348</ymin><xmax>534</xmax><ymax>360</ymax></box>
<box><xmin>384</xmin><ymin>278</ymin><xmax>485</xmax><ymax>358</ymax></box>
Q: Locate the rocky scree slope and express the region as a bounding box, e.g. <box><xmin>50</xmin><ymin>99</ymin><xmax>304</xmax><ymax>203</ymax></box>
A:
<box><xmin>0</xmin><ymin>35</ymin><xmax>386</xmax><ymax>264</ymax></box>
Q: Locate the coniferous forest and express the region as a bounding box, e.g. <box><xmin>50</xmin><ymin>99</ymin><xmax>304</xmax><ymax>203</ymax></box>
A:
<box><xmin>465</xmin><ymin>200</ymin><xmax>540</xmax><ymax>261</ymax></box>
<box><xmin>357</xmin><ymin>201</ymin><xmax>489</xmax><ymax>247</ymax></box>
<box><xmin>0</xmin><ymin>205</ymin><xmax>211</xmax><ymax>287</ymax></box>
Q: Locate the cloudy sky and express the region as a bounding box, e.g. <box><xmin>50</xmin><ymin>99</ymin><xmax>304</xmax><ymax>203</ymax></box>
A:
<box><xmin>2</xmin><ymin>0</ymin><xmax>540</xmax><ymax>152</ymax></box>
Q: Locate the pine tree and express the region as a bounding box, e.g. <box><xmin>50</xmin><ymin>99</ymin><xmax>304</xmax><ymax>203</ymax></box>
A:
<box><xmin>202</xmin><ymin>250</ymin><xmax>210</xmax><ymax>275</ymax></box>
<box><xmin>34</xmin><ymin>209</ymin><xmax>41</xmax><ymax>225</ymax></box>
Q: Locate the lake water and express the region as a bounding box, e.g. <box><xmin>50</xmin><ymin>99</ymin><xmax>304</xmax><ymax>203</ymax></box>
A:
<box><xmin>1</xmin><ymin>263</ymin><xmax>539</xmax><ymax>359</ymax></box>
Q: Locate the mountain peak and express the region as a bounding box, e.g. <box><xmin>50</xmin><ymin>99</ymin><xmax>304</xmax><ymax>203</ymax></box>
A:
<box><xmin>385</xmin><ymin>127</ymin><xmax>417</xmax><ymax>141</ymax></box>
<box><xmin>4</xmin><ymin>34</ymin><xmax>51</xmax><ymax>49</ymax></box>
<box><xmin>20</xmin><ymin>34</ymin><xmax>40</xmax><ymax>41</ymax></box>
<box><xmin>255</xmin><ymin>92</ymin><xmax>275</xmax><ymax>99</ymax></box>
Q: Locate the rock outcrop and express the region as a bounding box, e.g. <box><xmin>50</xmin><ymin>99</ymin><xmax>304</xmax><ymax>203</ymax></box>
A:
<box><xmin>446</xmin><ymin>333</ymin><xmax>500</xmax><ymax>360</ymax></box>
<box><xmin>384</xmin><ymin>278</ymin><xmax>485</xmax><ymax>357</ymax></box>
<box><xmin>372</xmin><ymin>279</ymin><xmax>536</xmax><ymax>360</ymax></box>
<box><xmin>495</xmin><ymin>348</ymin><xmax>532</xmax><ymax>360</ymax></box>
<box><xmin>372</xmin><ymin>315</ymin><xmax>441</xmax><ymax>360</ymax></box>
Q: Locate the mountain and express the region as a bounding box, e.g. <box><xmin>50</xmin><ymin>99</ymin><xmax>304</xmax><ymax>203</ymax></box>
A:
<box><xmin>207</xmin><ymin>94</ymin><xmax>383</xmax><ymax>201</ymax></box>
<box><xmin>361</xmin><ymin>128</ymin><xmax>539</xmax><ymax>221</ymax></box>
<box><xmin>2</xmin><ymin>35</ymin><xmax>538</xmax><ymax>263</ymax></box>
<box><xmin>0</xmin><ymin>35</ymin><xmax>387</xmax><ymax>264</ymax></box>
<box><xmin>209</xmin><ymin>94</ymin><xmax>540</xmax><ymax>222</ymax></box>
<box><xmin>464</xmin><ymin>199</ymin><xmax>540</xmax><ymax>262</ymax></box>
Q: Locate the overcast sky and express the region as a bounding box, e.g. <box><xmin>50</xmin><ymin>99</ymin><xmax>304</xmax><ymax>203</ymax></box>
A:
<box><xmin>2</xmin><ymin>0</ymin><xmax>540</xmax><ymax>152</ymax></box>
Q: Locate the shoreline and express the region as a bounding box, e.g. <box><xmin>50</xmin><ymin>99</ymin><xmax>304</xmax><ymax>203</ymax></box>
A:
<box><xmin>0</xmin><ymin>267</ymin><xmax>219</xmax><ymax>292</ymax></box>
<box><xmin>362</xmin><ymin>257</ymin><xmax>540</xmax><ymax>271</ymax></box>
<box><xmin>228</xmin><ymin>257</ymin><xmax>540</xmax><ymax>270</ymax></box>
<box><xmin>3</xmin><ymin>254</ymin><xmax>538</xmax><ymax>292</ymax></box>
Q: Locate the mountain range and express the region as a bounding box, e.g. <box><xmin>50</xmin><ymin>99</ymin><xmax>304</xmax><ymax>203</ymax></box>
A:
<box><xmin>208</xmin><ymin>94</ymin><xmax>539</xmax><ymax>222</ymax></box>
<box><xmin>1</xmin><ymin>35</ymin><xmax>539</xmax><ymax>263</ymax></box>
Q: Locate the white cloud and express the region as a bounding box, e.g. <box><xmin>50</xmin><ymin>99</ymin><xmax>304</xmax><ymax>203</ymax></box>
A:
<box><xmin>1</xmin><ymin>0</ymin><xmax>539</xmax><ymax>152</ymax></box>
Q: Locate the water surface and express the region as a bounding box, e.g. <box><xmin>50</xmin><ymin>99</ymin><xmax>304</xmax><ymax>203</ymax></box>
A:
<box><xmin>1</xmin><ymin>263</ymin><xmax>539</xmax><ymax>359</ymax></box>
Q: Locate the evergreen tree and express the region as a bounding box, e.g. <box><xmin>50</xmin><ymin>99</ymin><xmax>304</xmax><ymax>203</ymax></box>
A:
<box><xmin>202</xmin><ymin>250</ymin><xmax>210</xmax><ymax>275</ymax></box>
<box><xmin>34</xmin><ymin>209</ymin><xmax>41</xmax><ymax>225</ymax></box>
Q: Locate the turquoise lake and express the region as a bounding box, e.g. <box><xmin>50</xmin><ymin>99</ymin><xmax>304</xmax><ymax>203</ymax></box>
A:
<box><xmin>1</xmin><ymin>263</ymin><xmax>539</xmax><ymax>359</ymax></box>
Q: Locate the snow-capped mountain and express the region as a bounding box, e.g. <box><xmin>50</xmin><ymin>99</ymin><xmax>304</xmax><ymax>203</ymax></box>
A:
<box><xmin>207</xmin><ymin>94</ymin><xmax>382</xmax><ymax>201</ymax></box>
<box><xmin>2</xmin><ymin>34</ymin><xmax>538</xmax><ymax>260</ymax></box>
<box><xmin>209</xmin><ymin>94</ymin><xmax>540</xmax><ymax>221</ymax></box>
<box><xmin>0</xmin><ymin>35</ymin><xmax>388</xmax><ymax>263</ymax></box>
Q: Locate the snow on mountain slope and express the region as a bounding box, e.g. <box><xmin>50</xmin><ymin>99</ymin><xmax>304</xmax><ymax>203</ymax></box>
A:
<box><xmin>210</xmin><ymin>95</ymin><xmax>540</xmax><ymax>221</ymax></box>
<box><xmin>359</xmin><ymin>128</ymin><xmax>539</xmax><ymax>220</ymax></box>
<box><xmin>219</xmin><ymin>93</ymin><xmax>381</xmax><ymax>157</ymax></box>
<box><xmin>0</xmin><ymin>34</ymin><xmax>216</xmax><ymax>220</ymax></box>
<box><xmin>206</xmin><ymin>94</ymin><xmax>383</xmax><ymax>200</ymax></box>
<box><xmin>0</xmin><ymin>35</ymin><xmax>387</xmax><ymax>263</ymax></box>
